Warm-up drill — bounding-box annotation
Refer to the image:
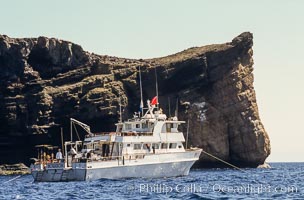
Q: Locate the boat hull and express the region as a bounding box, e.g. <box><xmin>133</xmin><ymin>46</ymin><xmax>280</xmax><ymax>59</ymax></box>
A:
<box><xmin>31</xmin><ymin>149</ymin><xmax>201</xmax><ymax>182</ymax></box>
<box><xmin>86</xmin><ymin>160</ymin><xmax>195</xmax><ymax>180</ymax></box>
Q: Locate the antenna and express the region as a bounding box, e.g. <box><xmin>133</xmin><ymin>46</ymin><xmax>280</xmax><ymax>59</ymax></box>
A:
<box><xmin>119</xmin><ymin>94</ymin><xmax>122</xmax><ymax>122</ymax></box>
<box><xmin>186</xmin><ymin>119</ymin><xmax>190</xmax><ymax>149</ymax></box>
<box><xmin>175</xmin><ymin>98</ymin><xmax>179</xmax><ymax>118</ymax></box>
<box><xmin>168</xmin><ymin>97</ymin><xmax>171</xmax><ymax>117</ymax></box>
<box><xmin>61</xmin><ymin>127</ymin><xmax>64</xmax><ymax>157</ymax></box>
<box><xmin>155</xmin><ymin>67</ymin><xmax>159</xmax><ymax>111</ymax></box>
<box><xmin>139</xmin><ymin>66</ymin><xmax>144</xmax><ymax>116</ymax></box>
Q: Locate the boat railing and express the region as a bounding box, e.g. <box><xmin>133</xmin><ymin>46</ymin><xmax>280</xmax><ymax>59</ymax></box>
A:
<box><xmin>85</xmin><ymin>132</ymin><xmax>116</xmax><ymax>138</ymax></box>
<box><xmin>121</xmin><ymin>132</ymin><xmax>153</xmax><ymax>136</ymax></box>
<box><xmin>34</xmin><ymin>159</ymin><xmax>64</xmax><ymax>165</ymax></box>
<box><xmin>46</xmin><ymin>162</ymin><xmax>65</xmax><ymax>169</ymax></box>
<box><xmin>74</xmin><ymin>153</ymin><xmax>147</xmax><ymax>163</ymax></box>
<box><xmin>185</xmin><ymin>147</ymin><xmax>201</xmax><ymax>151</ymax></box>
<box><xmin>123</xmin><ymin>153</ymin><xmax>145</xmax><ymax>160</ymax></box>
<box><xmin>74</xmin><ymin>155</ymin><xmax>122</xmax><ymax>163</ymax></box>
<box><xmin>85</xmin><ymin>131</ymin><xmax>153</xmax><ymax>138</ymax></box>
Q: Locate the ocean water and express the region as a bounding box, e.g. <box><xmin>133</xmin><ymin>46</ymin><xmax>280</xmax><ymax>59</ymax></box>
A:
<box><xmin>0</xmin><ymin>163</ymin><xmax>303</xmax><ymax>200</ymax></box>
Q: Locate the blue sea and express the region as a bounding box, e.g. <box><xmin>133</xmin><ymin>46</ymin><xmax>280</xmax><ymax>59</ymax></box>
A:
<box><xmin>0</xmin><ymin>163</ymin><xmax>303</xmax><ymax>200</ymax></box>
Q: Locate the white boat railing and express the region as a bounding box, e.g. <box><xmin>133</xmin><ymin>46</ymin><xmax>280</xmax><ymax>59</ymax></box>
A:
<box><xmin>85</xmin><ymin>131</ymin><xmax>153</xmax><ymax>138</ymax></box>
<box><xmin>73</xmin><ymin>153</ymin><xmax>148</xmax><ymax>163</ymax></box>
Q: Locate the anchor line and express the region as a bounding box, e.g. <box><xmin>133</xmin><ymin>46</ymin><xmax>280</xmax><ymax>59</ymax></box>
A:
<box><xmin>2</xmin><ymin>175</ymin><xmax>22</xmax><ymax>184</ymax></box>
<box><xmin>201</xmin><ymin>150</ymin><xmax>246</xmax><ymax>173</ymax></box>
<box><xmin>201</xmin><ymin>149</ymin><xmax>262</xmax><ymax>184</ymax></box>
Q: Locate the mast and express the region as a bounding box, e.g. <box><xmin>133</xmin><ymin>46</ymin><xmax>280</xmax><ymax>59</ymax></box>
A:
<box><xmin>61</xmin><ymin>127</ymin><xmax>64</xmax><ymax>157</ymax></box>
<box><xmin>139</xmin><ymin>66</ymin><xmax>144</xmax><ymax>116</ymax></box>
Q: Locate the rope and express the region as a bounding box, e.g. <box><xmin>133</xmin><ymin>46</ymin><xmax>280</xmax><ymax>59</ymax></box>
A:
<box><xmin>202</xmin><ymin>149</ymin><xmax>263</xmax><ymax>184</ymax></box>
<box><xmin>2</xmin><ymin>175</ymin><xmax>22</xmax><ymax>184</ymax></box>
<box><xmin>202</xmin><ymin>150</ymin><xmax>248</xmax><ymax>174</ymax></box>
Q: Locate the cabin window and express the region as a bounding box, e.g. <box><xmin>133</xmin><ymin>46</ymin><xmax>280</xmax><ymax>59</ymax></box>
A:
<box><xmin>117</xmin><ymin>125</ymin><xmax>123</xmax><ymax>132</ymax></box>
<box><xmin>134</xmin><ymin>144</ymin><xmax>142</xmax><ymax>150</ymax></box>
<box><xmin>161</xmin><ymin>143</ymin><xmax>168</xmax><ymax>149</ymax></box>
<box><xmin>125</xmin><ymin>124</ymin><xmax>132</xmax><ymax>130</ymax></box>
<box><xmin>127</xmin><ymin>144</ymin><xmax>131</xmax><ymax>147</ymax></box>
<box><xmin>169</xmin><ymin>143</ymin><xmax>177</xmax><ymax>149</ymax></box>
<box><xmin>136</xmin><ymin>124</ymin><xmax>140</xmax><ymax>128</ymax></box>
<box><xmin>178</xmin><ymin>145</ymin><xmax>182</xmax><ymax>148</ymax></box>
<box><xmin>143</xmin><ymin>143</ymin><xmax>151</xmax><ymax>150</ymax></box>
<box><xmin>142</xmin><ymin>122</ymin><xmax>148</xmax><ymax>129</ymax></box>
<box><xmin>152</xmin><ymin>143</ymin><xmax>160</xmax><ymax>149</ymax></box>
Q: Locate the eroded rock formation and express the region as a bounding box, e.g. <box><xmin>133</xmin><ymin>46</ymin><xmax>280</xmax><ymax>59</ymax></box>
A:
<box><xmin>0</xmin><ymin>32</ymin><xmax>270</xmax><ymax>167</ymax></box>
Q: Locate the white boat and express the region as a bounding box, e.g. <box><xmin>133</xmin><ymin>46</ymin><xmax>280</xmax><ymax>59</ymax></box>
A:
<box><xmin>30</xmin><ymin>69</ymin><xmax>202</xmax><ymax>182</ymax></box>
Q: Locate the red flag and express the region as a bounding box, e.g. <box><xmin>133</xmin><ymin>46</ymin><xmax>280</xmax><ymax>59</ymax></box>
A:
<box><xmin>151</xmin><ymin>96</ymin><xmax>158</xmax><ymax>105</ymax></box>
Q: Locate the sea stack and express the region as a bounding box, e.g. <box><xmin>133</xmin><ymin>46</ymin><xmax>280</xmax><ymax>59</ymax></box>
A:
<box><xmin>0</xmin><ymin>32</ymin><xmax>270</xmax><ymax>167</ymax></box>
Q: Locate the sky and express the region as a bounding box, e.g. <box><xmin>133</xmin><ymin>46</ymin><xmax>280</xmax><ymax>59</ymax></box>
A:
<box><xmin>1</xmin><ymin>1</ymin><xmax>303</xmax><ymax>162</ymax></box>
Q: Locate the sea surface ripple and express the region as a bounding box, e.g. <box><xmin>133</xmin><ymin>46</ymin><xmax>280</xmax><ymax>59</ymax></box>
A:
<box><xmin>0</xmin><ymin>163</ymin><xmax>303</xmax><ymax>199</ymax></box>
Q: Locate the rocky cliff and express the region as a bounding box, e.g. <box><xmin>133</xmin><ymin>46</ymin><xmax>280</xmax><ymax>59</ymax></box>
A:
<box><xmin>0</xmin><ymin>32</ymin><xmax>270</xmax><ymax>167</ymax></box>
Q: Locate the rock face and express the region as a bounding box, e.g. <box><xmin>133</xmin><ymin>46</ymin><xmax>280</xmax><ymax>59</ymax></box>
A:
<box><xmin>0</xmin><ymin>32</ymin><xmax>270</xmax><ymax>167</ymax></box>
